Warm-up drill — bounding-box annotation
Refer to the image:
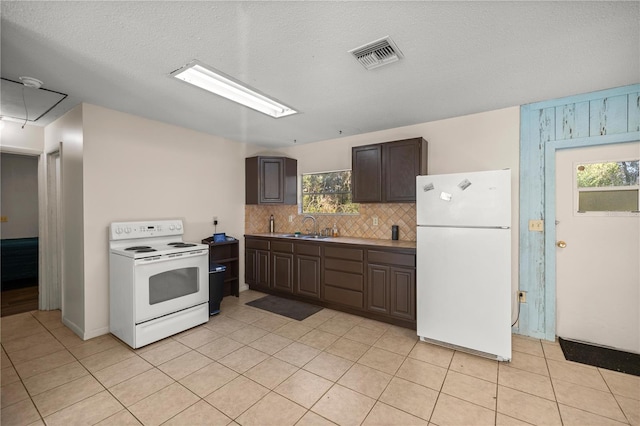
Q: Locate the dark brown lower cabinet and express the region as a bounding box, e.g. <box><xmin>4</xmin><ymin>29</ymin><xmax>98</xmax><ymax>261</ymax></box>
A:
<box><xmin>271</xmin><ymin>241</ymin><xmax>294</xmax><ymax>293</ymax></box>
<box><xmin>367</xmin><ymin>264</ymin><xmax>390</xmax><ymax>315</ymax></box>
<box><xmin>272</xmin><ymin>252</ymin><xmax>293</xmax><ymax>293</ymax></box>
<box><xmin>245</xmin><ymin>236</ymin><xmax>416</xmax><ymax>328</ymax></box>
<box><xmin>323</xmin><ymin>246</ymin><xmax>364</xmax><ymax>309</ymax></box>
<box><xmin>367</xmin><ymin>264</ymin><xmax>416</xmax><ymax>321</ymax></box>
<box><xmin>294</xmin><ymin>242</ymin><xmax>321</xmax><ymax>300</ymax></box>
<box><xmin>245</xmin><ymin>238</ymin><xmax>270</xmax><ymax>291</ymax></box>
<box><xmin>390</xmin><ymin>267</ymin><xmax>415</xmax><ymax>321</ymax></box>
<box><xmin>256</xmin><ymin>250</ymin><xmax>269</xmax><ymax>288</ymax></box>
<box><xmin>366</xmin><ymin>250</ymin><xmax>416</xmax><ymax>322</ymax></box>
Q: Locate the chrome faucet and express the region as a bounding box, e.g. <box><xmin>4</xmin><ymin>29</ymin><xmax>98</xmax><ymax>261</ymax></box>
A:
<box><xmin>302</xmin><ymin>215</ymin><xmax>318</xmax><ymax>236</ymax></box>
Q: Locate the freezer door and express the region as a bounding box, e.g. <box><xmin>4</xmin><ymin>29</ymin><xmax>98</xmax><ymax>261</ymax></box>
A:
<box><xmin>416</xmin><ymin>226</ymin><xmax>511</xmax><ymax>360</ymax></box>
<box><xmin>416</xmin><ymin>169</ymin><xmax>511</xmax><ymax>227</ymax></box>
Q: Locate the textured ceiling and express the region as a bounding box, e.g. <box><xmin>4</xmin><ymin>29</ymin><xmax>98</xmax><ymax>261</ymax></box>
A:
<box><xmin>1</xmin><ymin>1</ymin><xmax>638</xmax><ymax>148</ymax></box>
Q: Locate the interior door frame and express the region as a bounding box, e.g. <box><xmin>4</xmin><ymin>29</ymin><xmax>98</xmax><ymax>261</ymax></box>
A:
<box><xmin>543</xmin><ymin>134</ymin><xmax>638</xmax><ymax>341</ymax></box>
<box><xmin>519</xmin><ymin>84</ymin><xmax>639</xmax><ymax>342</ymax></box>
<box><xmin>44</xmin><ymin>148</ymin><xmax>62</xmax><ymax>310</ymax></box>
<box><xmin>0</xmin><ymin>145</ymin><xmax>44</xmax><ymax>307</ymax></box>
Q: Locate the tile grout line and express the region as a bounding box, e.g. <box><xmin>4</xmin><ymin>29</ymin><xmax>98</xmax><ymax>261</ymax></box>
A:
<box><xmin>3</xmin><ymin>300</ymin><xmax>636</xmax><ymax>426</ymax></box>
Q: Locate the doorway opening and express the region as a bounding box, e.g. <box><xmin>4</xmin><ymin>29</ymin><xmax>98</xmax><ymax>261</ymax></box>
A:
<box><xmin>1</xmin><ymin>153</ymin><xmax>39</xmax><ymax>316</ymax></box>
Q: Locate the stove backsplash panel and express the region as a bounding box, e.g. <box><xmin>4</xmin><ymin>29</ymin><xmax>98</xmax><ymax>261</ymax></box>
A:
<box><xmin>245</xmin><ymin>203</ymin><xmax>416</xmax><ymax>241</ymax></box>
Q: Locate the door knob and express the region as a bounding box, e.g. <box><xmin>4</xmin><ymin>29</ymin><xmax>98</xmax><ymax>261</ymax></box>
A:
<box><xmin>556</xmin><ymin>241</ymin><xmax>567</xmax><ymax>248</ymax></box>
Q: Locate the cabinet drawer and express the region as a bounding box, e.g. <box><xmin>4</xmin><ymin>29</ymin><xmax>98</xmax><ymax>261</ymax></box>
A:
<box><xmin>246</xmin><ymin>239</ymin><xmax>269</xmax><ymax>250</ymax></box>
<box><xmin>368</xmin><ymin>250</ymin><xmax>415</xmax><ymax>267</ymax></box>
<box><xmin>271</xmin><ymin>241</ymin><xmax>294</xmax><ymax>253</ymax></box>
<box><xmin>324</xmin><ymin>258</ymin><xmax>363</xmax><ymax>274</ymax></box>
<box><xmin>324</xmin><ymin>285</ymin><xmax>363</xmax><ymax>309</ymax></box>
<box><xmin>324</xmin><ymin>270</ymin><xmax>363</xmax><ymax>292</ymax></box>
<box><xmin>324</xmin><ymin>246</ymin><xmax>363</xmax><ymax>261</ymax></box>
<box><xmin>296</xmin><ymin>243</ymin><xmax>321</xmax><ymax>257</ymax></box>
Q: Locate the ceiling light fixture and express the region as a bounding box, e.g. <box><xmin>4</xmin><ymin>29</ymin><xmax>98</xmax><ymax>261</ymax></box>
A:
<box><xmin>170</xmin><ymin>60</ymin><xmax>297</xmax><ymax>118</ymax></box>
<box><xmin>19</xmin><ymin>76</ymin><xmax>43</xmax><ymax>89</ymax></box>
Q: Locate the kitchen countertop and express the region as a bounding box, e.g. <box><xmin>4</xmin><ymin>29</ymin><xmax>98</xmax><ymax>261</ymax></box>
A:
<box><xmin>245</xmin><ymin>233</ymin><xmax>416</xmax><ymax>250</ymax></box>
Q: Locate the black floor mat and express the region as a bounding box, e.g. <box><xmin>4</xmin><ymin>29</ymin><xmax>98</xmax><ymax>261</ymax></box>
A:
<box><xmin>558</xmin><ymin>337</ymin><xmax>640</xmax><ymax>376</ymax></box>
<box><xmin>246</xmin><ymin>295</ymin><xmax>323</xmax><ymax>321</ymax></box>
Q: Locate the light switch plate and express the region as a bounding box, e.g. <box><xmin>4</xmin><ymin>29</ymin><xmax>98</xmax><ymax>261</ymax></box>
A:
<box><xmin>528</xmin><ymin>219</ymin><xmax>544</xmax><ymax>232</ymax></box>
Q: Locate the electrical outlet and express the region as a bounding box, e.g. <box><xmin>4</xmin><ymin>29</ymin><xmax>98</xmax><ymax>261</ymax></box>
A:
<box><xmin>528</xmin><ymin>219</ymin><xmax>544</xmax><ymax>232</ymax></box>
<box><xmin>518</xmin><ymin>291</ymin><xmax>527</xmax><ymax>303</ymax></box>
<box><xmin>373</xmin><ymin>216</ymin><xmax>379</xmax><ymax>226</ymax></box>
<box><xmin>213</xmin><ymin>216</ymin><xmax>218</xmax><ymax>226</ymax></box>
<box><xmin>288</xmin><ymin>215</ymin><xmax>293</xmax><ymax>223</ymax></box>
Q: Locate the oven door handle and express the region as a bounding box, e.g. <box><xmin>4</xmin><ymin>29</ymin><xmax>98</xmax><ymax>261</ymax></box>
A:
<box><xmin>134</xmin><ymin>250</ymin><xmax>208</xmax><ymax>265</ymax></box>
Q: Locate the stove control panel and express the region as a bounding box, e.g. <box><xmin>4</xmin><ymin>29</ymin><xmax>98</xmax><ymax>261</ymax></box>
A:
<box><xmin>110</xmin><ymin>220</ymin><xmax>184</xmax><ymax>240</ymax></box>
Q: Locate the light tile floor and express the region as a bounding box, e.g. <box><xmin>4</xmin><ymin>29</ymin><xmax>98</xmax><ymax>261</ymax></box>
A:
<box><xmin>1</xmin><ymin>290</ymin><xmax>638</xmax><ymax>426</ymax></box>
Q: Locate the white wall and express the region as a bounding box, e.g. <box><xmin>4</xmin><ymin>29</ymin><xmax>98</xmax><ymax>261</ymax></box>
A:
<box><xmin>81</xmin><ymin>104</ymin><xmax>246</xmax><ymax>338</ymax></box>
<box><xmin>0</xmin><ymin>120</ymin><xmax>44</xmax><ymax>154</ymax></box>
<box><xmin>44</xmin><ymin>105</ymin><xmax>85</xmax><ymax>336</ymax></box>
<box><xmin>0</xmin><ymin>154</ymin><xmax>39</xmax><ymax>238</ymax></box>
<box><xmin>0</xmin><ymin>122</ymin><xmax>44</xmax><ymax>241</ymax></box>
<box><xmin>279</xmin><ymin>107</ymin><xmax>521</xmax><ymax>312</ymax></box>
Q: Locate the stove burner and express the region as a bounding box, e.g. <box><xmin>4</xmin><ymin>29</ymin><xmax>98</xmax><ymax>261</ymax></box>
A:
<box><xmin>135</xmin><ymin>248</ymin><xmax>157</xmax><ymax>253</ymax></box>
<box><xmin>168</xmin><ymin>243</ymin><xmax>196</xmax><ymax>248</ymax></box>
<box><xmin>125</xmin><ymin>246</ymin><xmax>152</xmax><ymax>251</ymax></box>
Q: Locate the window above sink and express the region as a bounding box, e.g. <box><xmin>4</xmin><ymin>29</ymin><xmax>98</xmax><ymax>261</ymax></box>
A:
<box><xmin>302</xmin><ymin>170</ymin><xmax>359</xmax><ymax>215</ymax></box>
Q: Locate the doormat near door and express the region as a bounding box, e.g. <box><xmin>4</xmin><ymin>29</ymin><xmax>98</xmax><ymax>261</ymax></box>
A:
<box><xmin>246</xmin><ymin>295</ymin><xmax>323</xmax><ymax>321</ymax></box>
<box><xmin>558</xmin><ymin>337</ymin><xmax>640</xmax><ymax>377</ymax></box>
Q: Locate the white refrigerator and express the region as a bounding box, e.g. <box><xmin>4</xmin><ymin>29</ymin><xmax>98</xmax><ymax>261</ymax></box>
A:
<box><xmin>416</xmin><ymin>169</ymin><xmax>512</xmax><ymax>361</ymax></box>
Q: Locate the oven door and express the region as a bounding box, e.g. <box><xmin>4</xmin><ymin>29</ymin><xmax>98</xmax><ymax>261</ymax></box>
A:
<box><xmin>134</xmin><ymin>249</ymin><xmax>209</xmax><ymax>323</ymax></box>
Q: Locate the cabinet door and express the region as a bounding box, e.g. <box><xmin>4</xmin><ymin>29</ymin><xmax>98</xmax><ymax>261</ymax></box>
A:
<box><xmin>390</xmin><ymin>267</ymin><xmax>415</xmax><ymax>320</ymax></box>
<box><xmin>245</xmin><ymin>248</ymin><xmax>257</xmax><ymax>285</ymax></box>
<box><xmin>384</xmin><ymin>139</ymin><xmax>421</xmax><ymax>202</ymax></box>
<box><xmin>260</xmin><ymin>157</ymin><xmax>284</xmax><ymax>203</ymax></box>
<box><xmin>272</xmin><ymin>252</ymin><xmax>293</xmax><ymax>293</ymax></box>
<box><xmin>367</xmin><ymin>264</ymin><xmax>390</xmax><ymax>314</ymax></box>
<box><xmin>295</xmin><ymin>255</ymin><xmax>321</xmax><ymax>299</ymax></box>
<box><xmin>256</xmin><ymin>250</ymin><xmax>270</xmax><ymax>288</ymax></box>
<box><xmin>352</xmin><ymin>145</ymin><xmax>382</xmax><ymax>203</ymax></box>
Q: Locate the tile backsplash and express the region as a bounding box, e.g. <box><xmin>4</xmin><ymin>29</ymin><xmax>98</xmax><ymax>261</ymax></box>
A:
<box><xmin>245</xmin><ymin>203</ymin><xmax>416</xmax><ymax>241</ymax></box>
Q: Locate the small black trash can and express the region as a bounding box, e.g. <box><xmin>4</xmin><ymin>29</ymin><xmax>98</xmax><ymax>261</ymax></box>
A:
<box><xmin>208</xmin><ymin>263</ymin><xmax>226</xmax><ymax>315</ymax></box>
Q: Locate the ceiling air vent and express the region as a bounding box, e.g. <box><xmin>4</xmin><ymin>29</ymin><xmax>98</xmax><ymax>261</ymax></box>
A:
<box><xmin>349</xmin><ymin>36</ymin><xmax>403</xmax><ymax>70</ymax></box>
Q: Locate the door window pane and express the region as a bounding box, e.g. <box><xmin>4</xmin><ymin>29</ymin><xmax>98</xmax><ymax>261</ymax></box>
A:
<box><xmin>576</xmin><ymin>160</ymin><xmax>639</xmax><ymax>212</ymax></box>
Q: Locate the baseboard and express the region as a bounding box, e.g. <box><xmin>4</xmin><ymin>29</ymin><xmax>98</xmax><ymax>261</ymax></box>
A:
<box><xmin>61</xmin><ymin>316</ymin><xmax>84</xmax><ymax>339</ymax></box>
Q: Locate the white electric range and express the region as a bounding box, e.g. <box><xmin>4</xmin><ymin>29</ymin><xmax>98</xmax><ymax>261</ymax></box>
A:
<box><xmin>109</xmin><ymin>219</ymin><xmax>209</xmax><ymax>348</ymax></box>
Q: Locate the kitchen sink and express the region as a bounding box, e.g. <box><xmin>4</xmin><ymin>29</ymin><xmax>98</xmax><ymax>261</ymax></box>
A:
<box><xmin>277</xmin><ymin>233</ymin><xmax>331</xmax><ymax>240</ymax></box>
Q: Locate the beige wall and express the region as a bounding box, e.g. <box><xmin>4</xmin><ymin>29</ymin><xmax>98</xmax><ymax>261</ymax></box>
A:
<box><xmin>274</xmin><ymin>106</ymin><xmax>521</xmax><ymax>308</ymax></box>
<box><xmin>0</xmin><ymin>154</ymin><xmax>39</xmax><ymax>238</ymax></box>
<box><xmin>42</xmin><ymin>103</ymin><xmax>519</xmax><ymax>339</ymax></box>
<box><xmin>0</xmin><ymin>120</ymin><xmax>44</xmax><ymax>154</ymax></box>
<box><xmin>45</xmin><ymin>105</ymin><xmax>85</xmax><ymax>336</ymax></box>
<box><xmin>81</xmin><ymin>104</ymin><xmax>247</xmax><ymax>338</ymax></box>
<box><xmin>0</xmin><ymin>121</ymin><xmax>44</xmax><ymax>239</ymax></box>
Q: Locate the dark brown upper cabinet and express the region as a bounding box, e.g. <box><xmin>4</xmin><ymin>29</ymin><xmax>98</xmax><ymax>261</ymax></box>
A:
<box><xmin>246</xmin><ymin>156</ymin><xmax>297</xmax><ymax>205</ymax></box>
<box><xmin>352</xmin><ymin>138</ymin><xmax>427</xmax><ymax>203</ymax></box>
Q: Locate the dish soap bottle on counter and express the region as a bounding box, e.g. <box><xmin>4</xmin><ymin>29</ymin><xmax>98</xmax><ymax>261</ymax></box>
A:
<box><xmin>332</xmin><ymin>223</ymin><xmax>339</xmax><ymax>237</ymax></box>
<box><xmin>269</xmin><ymin>215</ymin><xmax>275</xmax><ymax>233</ymax></box>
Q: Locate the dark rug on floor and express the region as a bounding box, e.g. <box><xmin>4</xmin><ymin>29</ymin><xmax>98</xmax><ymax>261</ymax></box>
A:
<box><xmin>558</xmin><ymin>337</ymin><xmax>640</xmax><ymax>376</ymax></box>
<box><xmin>246</xmin><ymin>295</ymin><xmax>323</xmax><ymax>321</ymax></box>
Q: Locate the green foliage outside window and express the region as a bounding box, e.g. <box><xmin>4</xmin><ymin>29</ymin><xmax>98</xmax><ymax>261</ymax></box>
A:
<box><xmin>302</xmin><ymin>170</ymin><xmax>359</xmax><ymax>214</ymax></box>
<box><xmin>577</xmin><ymin>161</ymin><xmax>639</xmax><ymax>187</ymax></box>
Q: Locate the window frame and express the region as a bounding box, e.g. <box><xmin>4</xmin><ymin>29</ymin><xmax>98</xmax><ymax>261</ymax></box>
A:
<box><xmin>573</xmin><ymin>158</ymin><xmax>640</xmax><ymax>216</ymax></box>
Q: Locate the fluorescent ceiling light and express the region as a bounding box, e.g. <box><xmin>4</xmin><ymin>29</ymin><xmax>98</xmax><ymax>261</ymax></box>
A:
<box><xmin>171</xmin><ymin>60</ymin><xmax>297</xmax><ymax>118</ymax></box>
